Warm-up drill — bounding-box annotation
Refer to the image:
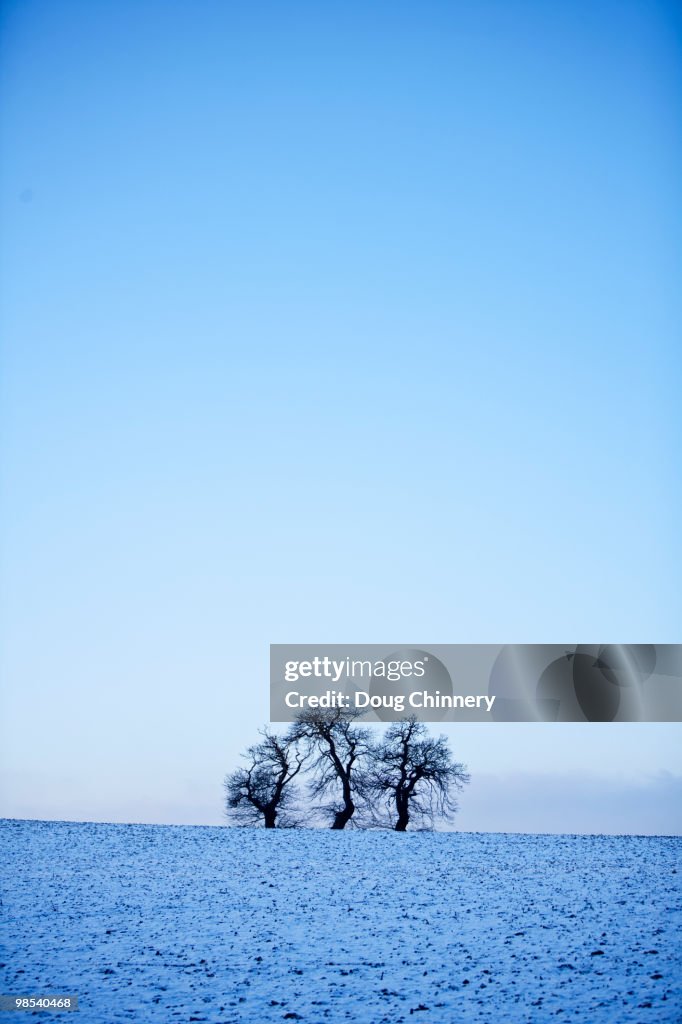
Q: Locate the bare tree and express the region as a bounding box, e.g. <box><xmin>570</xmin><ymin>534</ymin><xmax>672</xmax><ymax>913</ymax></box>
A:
<box><xmin>291</xmin><ymin>708</ymin><xmax>370</xmax><ymax>829</ymax></box>
<box><xmin>368</xmin><ymin>717</ymin><xmax>470</xmax><ymax>831</ymax></box>
<box><xmin>224</xmin><ymin>729</ymin><xmax>306</xmax><ymax>828</ymax></box>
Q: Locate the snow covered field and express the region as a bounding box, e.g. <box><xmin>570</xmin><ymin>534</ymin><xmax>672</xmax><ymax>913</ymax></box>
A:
<box><xmin>1</xmin><ymin>820</ymin><xmax>680</xmax><ymax>1023</ymax></box>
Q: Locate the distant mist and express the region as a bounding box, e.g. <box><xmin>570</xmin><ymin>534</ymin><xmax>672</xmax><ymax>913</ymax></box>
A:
<box><xmin>4</xmin><ymin>771</ymin><xmax>682</xmax><ymax>835</ymax></box>
<box><xmin>455</xmin><ymin>771</ymin><xmax>682</xmax><ymax>836</ymax></box>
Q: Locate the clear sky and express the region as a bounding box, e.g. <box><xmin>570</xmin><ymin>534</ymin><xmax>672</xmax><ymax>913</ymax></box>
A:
<box><xmin>1</xmin><ymin>0</ymin><xmax>681</xmax><ymax>833</ymax></box>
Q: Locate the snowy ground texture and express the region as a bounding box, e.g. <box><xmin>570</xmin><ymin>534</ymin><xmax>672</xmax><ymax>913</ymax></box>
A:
<box><xmin>1</xmin><ymin>821</ymin><xmax>681</xmax><ymax>1023</ymax></box>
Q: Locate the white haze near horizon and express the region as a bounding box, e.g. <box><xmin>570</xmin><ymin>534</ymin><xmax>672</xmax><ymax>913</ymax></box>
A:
<box><xmin>3</xmin><ymin>718</ymin><xmax>682</xmax><ymax>836</ymax></box>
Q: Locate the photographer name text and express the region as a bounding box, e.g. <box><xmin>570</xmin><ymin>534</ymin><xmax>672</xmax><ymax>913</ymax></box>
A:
<box><xmin>284</xmin><ymin>690</ymin><xmax>496</xmax><ymax>713</ymax></box>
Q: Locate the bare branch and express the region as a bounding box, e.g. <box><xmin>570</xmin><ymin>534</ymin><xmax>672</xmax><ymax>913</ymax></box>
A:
<box><xmin>224</xmin><ymin>728</ymin><xmax>308</xmax><ymax>828</ymax></box>
<box><xmin>366</xmin><ymin>716</ymin><xmax>470</xmax><ymax>831</ymax></box>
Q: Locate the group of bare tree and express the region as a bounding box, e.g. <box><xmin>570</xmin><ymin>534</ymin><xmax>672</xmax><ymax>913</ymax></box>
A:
<box><xmin>224</xmin><ymin>712</ymin><xmax>470</xmax><ymax>831</ymax></box>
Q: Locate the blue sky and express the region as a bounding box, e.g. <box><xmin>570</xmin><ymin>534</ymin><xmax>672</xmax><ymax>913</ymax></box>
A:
<box><xmin>1</xmin><ymin>0</ymin><xmax>681</xmax><ymax>832</ymax></box>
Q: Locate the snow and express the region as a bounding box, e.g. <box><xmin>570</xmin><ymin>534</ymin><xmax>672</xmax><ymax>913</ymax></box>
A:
<box><xmin>1</xmin><ymin>820</ymin><xmax>680</xmax><ymax>1022</ymax></box>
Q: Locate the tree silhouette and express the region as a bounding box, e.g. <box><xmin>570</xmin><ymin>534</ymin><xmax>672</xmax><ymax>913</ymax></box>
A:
<box><xmin>368</xmin><ymin>717</ymin><xmax>470</xmax><ymax>831</ymax></box>
<box><xmin>291</xmin><ymin>708</ymin><xmax>370</xmax><ymax>829</ymax></box>
<box><xmin>224</xmin><ymin>729</ymin><xmax>306</xmax><ymax>828</ymax></box>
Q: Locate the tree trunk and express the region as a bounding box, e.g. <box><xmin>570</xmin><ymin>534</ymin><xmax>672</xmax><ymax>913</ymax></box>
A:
<box><xmin>331</xmin><ymin>779</ymin><xmax>355</xmax><ymax>830</ymax></box>
<box><xmin>263</xmin><ymin>807</ymin><xmax>277</xmax><ymax>828</ymax></box>
<box><xmin>331</xmin><ymin>801</ymin><xmax>355</xmax><ymax>830</ymax></box>
<box><xmin>395</xmin><ymin>791</ymin><xmax>409</xmax><ymax>831</ymax></box>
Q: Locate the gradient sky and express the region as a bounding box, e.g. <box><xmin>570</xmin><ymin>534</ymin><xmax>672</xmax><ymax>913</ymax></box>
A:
<box><xmin>1</xmin><ymin>0</ymin><xmax>681</xmax><ymax>833</ymax></box>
